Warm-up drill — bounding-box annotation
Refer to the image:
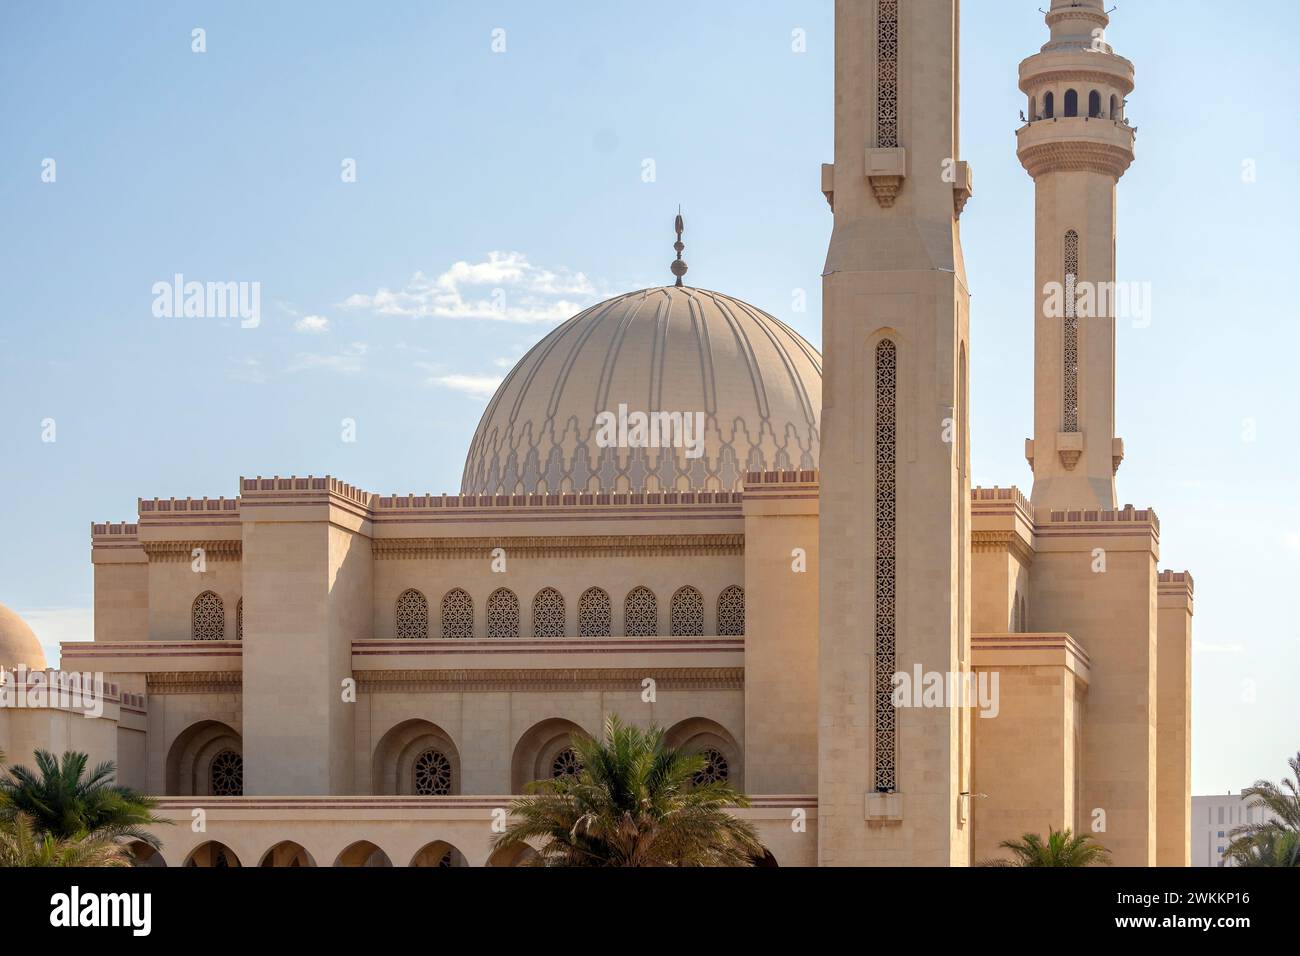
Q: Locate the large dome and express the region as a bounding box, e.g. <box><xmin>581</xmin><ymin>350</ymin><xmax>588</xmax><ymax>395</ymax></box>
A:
<box><xmin>461</xmin><ymin>286</ymin><xmax>821</xmax><ymax>495</ymax></box>
<box><xmin>0</xmin><ymin>603</ymin><xmax>47</xmax><ymax>670</ymax></box>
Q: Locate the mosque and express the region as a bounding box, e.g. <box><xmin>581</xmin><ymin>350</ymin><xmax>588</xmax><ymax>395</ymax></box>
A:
<box><xmin>0</xmin><ymin>0</ymin><xmax>1192</xmax><ymax>866</ymax></box>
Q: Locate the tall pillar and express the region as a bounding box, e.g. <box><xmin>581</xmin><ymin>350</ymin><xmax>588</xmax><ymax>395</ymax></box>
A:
<box><xmin>818</xmin><ymin>0</ymin><xmax>972</xmax><ymax>866</ymax></box>
<box><xmin>1019</xmin><ymin>0</ymin><xmax>1136</xmax><ymax>510</ymax></box>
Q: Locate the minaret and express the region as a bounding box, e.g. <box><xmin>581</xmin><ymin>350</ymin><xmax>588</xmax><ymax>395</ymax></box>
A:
<box><xmin>1019</xmin><ymin>0</ymin><xmax>1135</xmax><ymax>510</ymax></box>
<box><xmin>818</xmin><ymin>0</ymin><xmax>972</xmax><ymax>865</ymax></box>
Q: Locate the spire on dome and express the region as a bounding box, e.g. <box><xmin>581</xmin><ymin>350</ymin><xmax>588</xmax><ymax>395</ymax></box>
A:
<box><xmin>671</xmin><ymin>208</ymin><xmax>688</xmax><ymax>287</ymax></box>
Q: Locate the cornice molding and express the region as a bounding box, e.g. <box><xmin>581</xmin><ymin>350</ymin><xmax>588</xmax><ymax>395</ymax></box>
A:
<box><xmin>372</xmin><ymin>534</ymin><xmax>744</xmax><ymax>560</ymax></box>
<box><xmin>971</xmin><ymin>530</ymin><xmax>1034</xmax><ymax>566</ymax></box>
<box><xmin>142</xmin><ymin>540</ymin><xmax>242</xmax><ymax>563</ymax></box>
<box><xmin>357</xmin><ymin>667</ymin><xmax>744</xmax><ymax>692</ymax></box>
<box><xmin>146</xmin><ymin>671</ymin><xmax>243</xmax><ymax>694</ymax></box>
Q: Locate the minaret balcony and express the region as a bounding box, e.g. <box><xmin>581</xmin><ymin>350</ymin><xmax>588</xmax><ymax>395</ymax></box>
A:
<box><xmin>1016</xmin><ymin>116</ymin><xmax>1135</xmax><ymax>179</ymax></box>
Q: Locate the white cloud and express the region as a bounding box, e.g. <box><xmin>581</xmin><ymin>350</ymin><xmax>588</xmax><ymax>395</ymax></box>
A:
<box><xmin>294</xmin><ymin>314</ymin><xmax>330</xmax><ymax>334</ymax></box>
<box><xmin>286</xmin><ymin>342</ymin><xmax>368</xmax><ymax>375</ymax></box>
<box><xmin>343</xmin><ymin>251</ymin><xmax>600</xmax><ymax>324</ymax></box>
<box><xmin>430</xmin><ymin>374</ymin><xmax>504</xmax><ymax>399</ymax></box>
<box><xmin>228</xmin><ymin>356</ymin><xmax>267</xmax><ymax>384</ymax></box>
<box><xmin>15</xmin><ymin>606</ymin><xmax>94</xmax><ymax>668</ymax></box>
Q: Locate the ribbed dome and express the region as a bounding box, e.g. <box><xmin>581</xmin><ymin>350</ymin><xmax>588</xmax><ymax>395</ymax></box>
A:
<box><xmin>461</xmin><ymin>286</ymin><xmax>821</xmax><ymax>495</ymax></box>
<box><xmin>0</xmin><ymin>603</ymin><xmax>47</xmax><ymax>670</ymax></box>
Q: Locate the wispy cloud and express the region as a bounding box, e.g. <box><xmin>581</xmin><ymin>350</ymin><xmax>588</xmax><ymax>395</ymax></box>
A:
<box><xmin>286</xmin><ymin>341</ymin><xmax>368</xmax><ymax>375</ymax></box>
<box><xmin>429</xmin><ymin>373</ymin><xmax>504</xmax><ymax>399</ymax></box>
<box><xmin>228</xmin><ymin>356</ymin><xmax>267</xmax><ymax>384</ymax></box>
<box><xmin>342</xmin><ymin>251</ymin><xmax>600</xmax><ymax>323</ymax></box>
<box><xmin>294</xmin><ymin>314</ymin><xmax>330</xmax><ymax>334</ymax></box>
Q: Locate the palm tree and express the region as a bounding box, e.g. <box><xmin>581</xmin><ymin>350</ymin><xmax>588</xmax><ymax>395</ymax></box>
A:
<box><xmin>493</xmin><ymin>715</ymin><xmax>764</xmax><ymax>866</ymax></box>
<box><xmin>984</xmin><ymin>827</ymin><xmax>1112</xmax><ymax>867</ymax></box>
<box><xmin>1225</xmin><ymin>751</ymin><xmax>1300</xmax><ymax>867</ymax></box>
<box><xmin>0</xmin><ymin>812</ymin><xmax>132</xmax><ymax>868</ymax></box>
<box><xmin>0</xmin><ymin>750</ymin><xmax>166</xmax><ymax>849</ymax></box>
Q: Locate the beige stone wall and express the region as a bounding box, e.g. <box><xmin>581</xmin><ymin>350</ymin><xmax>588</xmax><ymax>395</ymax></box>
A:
<box><xmin>1156</xmin><ymin>572</ymin><xmax>1193</xmax><ymax>866</ymax></box>
<box><xmin>1030</xmin><ymin>513</ymin><xmax>1158</xmax><ymax>865</ymax></box>
<box><xmin>742</xmin><ymin>475</ymin><xmax>818</xmax><ymax>794</ymax></box>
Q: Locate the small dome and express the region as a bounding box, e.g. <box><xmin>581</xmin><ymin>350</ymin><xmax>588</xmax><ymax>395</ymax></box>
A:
<box><xmin>461</xmin><ymin>286</ymin><xmax>821</xmax><ymax>495</ymax></box>
<box><xmin>0</xmin><ymin>603</ymin><xmax>47</xmax><ymax>670</ymax></box>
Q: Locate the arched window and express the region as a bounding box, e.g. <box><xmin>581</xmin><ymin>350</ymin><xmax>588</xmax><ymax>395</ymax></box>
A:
<box><xmin>413</xmin><ymin>748</ymin><xmax>452</xmax><ymax>795</ymax></box>
<box><xmin>487</xmin><ymin>588</ymin><xmax>520</xmax><ymax>639</ymax></box>
<box><xmin>578</xmin><ymin>587</ymin><xmax>611</xmax><ymax>637</ymax></box>
<box><xmin>1088</xmin><ymin>90</ymin><xmax>1101</xmax><ymax>118</ymax></box>
<box><xmin>693</xmin><ymin>748</ymin><xmax>730</xmax><ymax>786</ymax></box>
<box><xmin>236</xmin><ymin>598</ymin><xmax>243</xmax><ymax>641</ymax></box>
<box><xmin>191</xmin><ymin>591</ymin><xmax>225</xmax><ymax>641</ymax></box>
<box><xmin>1043</xmin><ymin>91</ymin><xmax>1054</xmax><ymax>118</ymax></box>
<box><xmin>440</xmin><ymin>588</ymin><xmax>473</xmax><ymax>639</ymax></box>
<box><xmin>1064</xmin><ymin>89</ymin><xmax>1078</xmax><ymax>117</ymax></box>
<box><xmin>1063</xmin><ymin>230</ymin><xmax>1080</xmax><ymax>432</ymax></box>
<box><xmin>551</xmin><ymin>748</ymin><xmax>583</xmax><ymax>779</ymax></box>
<box><xmin>624</xmin><ymin>587</ymin><xmax>658</xmax><ymax>637</ymax></box>
<box><xmin>210</xmin><ymin>749</ymin><xmax>243</xmax><ymax>796</ymax></box>
<box><xmin>532</xmin><ymin>587</ymin><xmax>565</xmax><ymax>638</ymax></box>
<box><xmin>875</xmin><ymin>339</ymin><xmax>898</xmax><ymax>793</ymax></box>
<box><xmin>670</xmin><ymin>586</ymin><xmax>704</xmax><ymax>637</ymax></box>
<box><xmin>395</xmin><ymin>589</ymin><xmax>429</xmax><ymax>639</ymax></box>
<box><xmin>716</xmin><ymin>586</ymin><xmax>745</xmax><ymax>637</ymax></box>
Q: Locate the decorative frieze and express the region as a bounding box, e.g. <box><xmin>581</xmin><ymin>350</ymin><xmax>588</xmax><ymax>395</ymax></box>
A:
<box><xmin>146</xmin><ymin>671</ymin><xmax>242</xmax><ymax>694</ymax></box>
<box><xmin>356</xmin><ymin>667</ymin><xmax>744</xmax><ymax>693</ymax></box>
<box><xmin>372</xmin><ymin>534</ymin><xmax>744</xmax><ymax>560</ymax></box>
<box><xmin>142</xmin><ymin>540</ymin><xmax>242</xmax><ymax>563</ymax></box>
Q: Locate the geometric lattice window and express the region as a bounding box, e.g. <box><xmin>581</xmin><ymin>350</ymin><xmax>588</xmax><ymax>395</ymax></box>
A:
<box><xmin>578</xmin><ymin>587</ymin><xmax>612</xmax><ymax>637</ymax></box>
<box><xmin>191</xmin><ymin>591</ymin><xmax>225</xmax><ymax>642</ymax></box>
<box><xmin>414</xmin><ymin>748</ymin><xmax>452</xmax><ymax>795</ymax></box>
<box><xmin>440</xmin><ymin>588</ymin><xmax>474</xmax><ymax>639</ymax></box>
<box><xmin>716</xmin><ymin>586</ymin><xmax>745</xmax><ymax>637</ymax></box>
<box><xmin>551</xmin><ymin>747</ymin><xmax>583</xmax><ymax>779</ymax></box>
<box><xmin>210</xmin><ymin>749</ymin><xmax>243</xmax><ymax>796</ymax></box>
<box><xmin>876</xmin><ymin>0</ymin><xmax>900</xmax><ymax>148</ymax></box>
<box><xmin>486</xmin><ymin>588</ymin><xmax>520</xmax><ymax>639</ymax></box>
<box><xmin>624</xmin><ymin>586</ymin><xmax>658</xmax><ymax>637</ymax></box>
<box><xmin>396</xmin><ymin>588</ymin><xmax>429</xmax><ymax>640</ymax></box>
<box><xmin>670</xmin><ymin>586</ymin><xmax>704</xmax><ymax>637</ymax></box>
<box><xmin>874</xmin><ymin>339</ymin><xmax>898</xmax><ymax>793</ymax></box>
<box><xmin>532</xmin><ymin>587</ymin><xmax>565</xmax><ymax>638</ymax></box>
<box><xmin>1063</xmin><ymin>230</ymin><xmax>1080</xmax><ymax>432</ymax></box>
<box><xmin>692</xmin><ymin>748</ymin><xmax>730</xmax><ymax>786</ymax></box>
<box><xmin>236</xmin><ymin>598</ymin><xmax>243</xmax><ymax>641</ymax></box>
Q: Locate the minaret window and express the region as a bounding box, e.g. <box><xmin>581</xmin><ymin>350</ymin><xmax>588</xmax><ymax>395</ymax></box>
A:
<box><xmin>1064</xmin><ymin>230</ymin><xmax>1080</xmax><ymax>432</ymax></box>
<box><xmin>1043</xmin><ymin>91</ymin><xmax>1055</xmax><ymax>118</ymax></box>
<box><xmin>1064</xmin><ymin>89</ymin><xmax>1079</xmax><ymax>117</ymax></box>
<box><xmin>1088</xmin><ymin>90</ymin><xmax>1102</xmax><ymax>118</ymax></box>
<box><xmin>876</xmin><ymin>0</ymin><xmax>900</xmax><ymax>148</ymax></box>
<box><xmin>874</xmin><ymin>339</ymin><xmax>898</xmax><ymax>793</ymax></box>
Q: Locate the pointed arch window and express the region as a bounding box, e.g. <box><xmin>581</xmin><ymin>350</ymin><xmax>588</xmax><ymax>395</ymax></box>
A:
<box><xmin>670</xmin><ymin>586</ymin><xmax>704</xmax><ymax>637</ymax></box>
<box><xmin>578</xmin><ymin>587</ymin><xmax>612</xmax><ymax>637</ymax></box>
<box><xmin>876</xmin><ymin>0</ymin><xmax>899</xmax><ymax>148</ymax></box>
<box><xmin>1063</xmin><ymin>230</ymin><xmax>1080</xmax><ymax>432</ymax></box>
<box><xmin>191</xmin><ymin>591</ymin><xmax>225</xmax><ymax>641</ymax></box>
<box><xmin>395</xmin><ymin>588</ymin><xmax>429</xmax><ymax>639</ymax></box>
<box><xmin>624</xmin><ymin>587</ymin><xmax>658</xmax><ymax>637</ymax></box>
<box><xmin>440</xmin><ymin>588</ymin><xmax>474</xmax><ymax>639</ymax></box>
<box><xmin>1064</xmin><ymin>88</ymin><xmax>1079</xmax><ymax>117</ymax></box>
<box><xmin>532</xmin><ymin>587</ymin><xmax>565</xmax><ymax>638</ymax></box>
<box><xmin>874</xmin><ymin>339</ymin><xmax>898</xmax><ymax>792</ymax></box>
<box><xmin>486</xmin><ymin>588</ymin><xmax>520</xmax><ymax>639</ymax></box>
<box><xmin>716</xmin><ymin>586</ymin><xmax>745</xmax><ymax>637</ymax></box>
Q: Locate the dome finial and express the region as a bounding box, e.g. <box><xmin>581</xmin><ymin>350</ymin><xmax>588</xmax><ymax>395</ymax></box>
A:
<box><xmin>671</xmin><ymin>207</ymin><xmax>688</xmax><ymax>287</ymax></box>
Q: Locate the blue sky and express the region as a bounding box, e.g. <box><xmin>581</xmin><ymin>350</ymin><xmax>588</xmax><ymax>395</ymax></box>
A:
<box><xmin>1</xmin><ymin>1</ymin><xmax>1296</xmax><ymax>794</ymax></box>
